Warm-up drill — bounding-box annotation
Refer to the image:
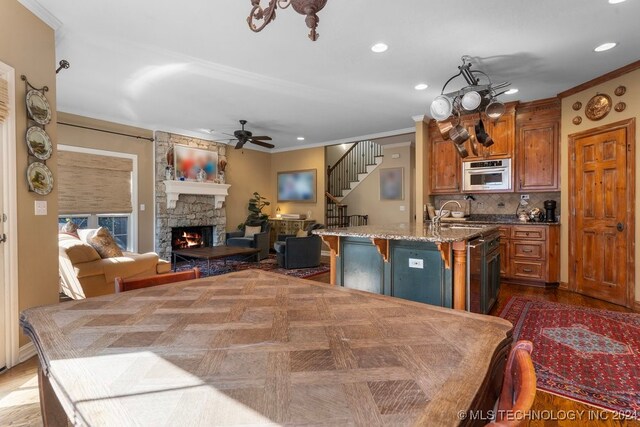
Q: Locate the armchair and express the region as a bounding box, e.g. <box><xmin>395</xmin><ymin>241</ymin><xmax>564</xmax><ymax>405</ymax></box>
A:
<box><xmin>273</xmin><ymin>223</ymin><xmax>325</xmax><ymax>269</ymax></box>
<box><xmin>225</xmin><ymin>221</ymin><xmax>271</xmax><ymax>261</ymax></box>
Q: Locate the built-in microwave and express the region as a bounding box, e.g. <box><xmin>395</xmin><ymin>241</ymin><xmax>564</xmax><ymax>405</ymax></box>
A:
<box><xmin>462</xmin><ymin>158</ymin><xmax>511</xmax><ymax>192</ymax></box>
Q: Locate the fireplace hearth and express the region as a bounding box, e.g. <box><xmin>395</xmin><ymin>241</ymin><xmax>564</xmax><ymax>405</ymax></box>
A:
<box><xmin>171</xmin><ymin>226</ymin><xmax>214</xmax><ymax>251</ymax></box>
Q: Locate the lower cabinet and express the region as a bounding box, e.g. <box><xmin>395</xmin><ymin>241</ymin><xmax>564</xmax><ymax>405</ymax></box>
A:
<box><xmin>499</xmin><ymin>225</ymin><xmax>560</xmax><ymax>286</ymax></box>
<box><xmin>338</xmin><ymin>237</ymin><xmax>452</xmax><ymax>308</ymax></box>
<box><xmin>390</xmin><ymin>241</ymin><xmax>452</xmax><ymax>308</ymax></box>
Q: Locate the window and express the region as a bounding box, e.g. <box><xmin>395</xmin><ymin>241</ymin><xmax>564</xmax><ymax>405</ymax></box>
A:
<box><xmin>57</xmin><ymin>145</ymin><xmax>138</xmax><ymax>252</ymax></box>
<box><xmin>58</xmin><ymin>214</ymin><xmax>131</xmax><ymax>251</ymax></box>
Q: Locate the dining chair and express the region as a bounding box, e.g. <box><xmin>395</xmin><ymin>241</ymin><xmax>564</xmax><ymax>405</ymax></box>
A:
<box><xmin>487</xmin><ymin>340</ymin><xmax>536</xmax><ymax>427</ymax></box>
<box><xmin>115</xmin><ymin>268</ymin><xmax>201</xmax><ymax>293</ymax></box>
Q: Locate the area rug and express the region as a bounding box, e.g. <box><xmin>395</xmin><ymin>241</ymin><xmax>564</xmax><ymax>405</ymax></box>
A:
<box><xmin>174</xmin><ymin>254</ymin><xmax>330</xmax><ymax>279</ymax></box>
<box><xmin>500</xmin><ymin>297</ymin><xmax>640</xmax><ymax>416</ymax></box>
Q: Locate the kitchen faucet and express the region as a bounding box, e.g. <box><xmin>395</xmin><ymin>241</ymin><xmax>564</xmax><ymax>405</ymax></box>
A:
<box><xmin>432</xmin><ymin>200</ymin><xmax>462</xmax><ymax>228</ymax></box>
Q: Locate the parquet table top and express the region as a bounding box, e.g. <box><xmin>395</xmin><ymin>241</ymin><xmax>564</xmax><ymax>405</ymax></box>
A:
<box><xmin>21</xmin><ymin>270</ymin><xmax>512</xmax><ymax>426</ymax></box>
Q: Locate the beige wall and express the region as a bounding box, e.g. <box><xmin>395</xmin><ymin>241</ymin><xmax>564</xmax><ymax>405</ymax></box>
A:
<box><xmin>1</xmin><ymin>1</ymin><xmax>59</xmax><ymax>346</ymax></box>
<box><xmin>57</xmin><ymin>112</ymin><xmax>156</xmax><ymax>252</ymax></box>
<box><xmin>270</xmin><ymin>147</ymin><xmax>326</xmax><ymax>222</ymax></box>
<box><xmin>225</xmin><ymin>148</ymin><xmax>273</xmax><ymax>230</ymax></box>
<box><xmin>560</xmin><ymin>68</ymin><xmax>640</xmax><ymax>303</ymax></box>
<box><xmin>340</xmin><ymin>143</ymin><xmax>415</xmax><ymax>224</ymax></box>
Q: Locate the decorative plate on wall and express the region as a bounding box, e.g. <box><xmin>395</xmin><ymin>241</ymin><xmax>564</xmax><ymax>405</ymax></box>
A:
<box><xmin>573</xmin><ymin>116</ymin><xmax>582</xmax><ymax>125</ymax></box>
<box><xmin>27</xmin><ymin>162</ymin><xmax>54</xmax><ymax>195</ymax></box>
<box><xmin>585</xmin><ymin>94</ymin><xmax>612</xmax><ymax>121</ymax></box>
<box><xmin>572</xmin><ymin>101</ymin><xmax>582</xmax><ymax>111</ymax></box>
<box><xmin>26</xmin><ymin>90</ymin><xmax>52</xmax><ymax>125</ymax></box>
<box><xmin>614</xmin><ymin>85</ymin><xmax>626</xmax><ymax>96</ymax></box>
<box><xmin>615</xmin><ymin>102</ymin><xmax>626</xmax><ymax>112</ymax></box>
<box><xmin>26</xmin><ymin>126</ymin><xmax>53</xmax><ymax>160</ymax></box>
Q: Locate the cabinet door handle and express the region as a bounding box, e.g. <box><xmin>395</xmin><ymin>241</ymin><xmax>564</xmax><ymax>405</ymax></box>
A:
<box><xmin>523</xmin><ymin>268</ymin><xmax>533</xmax><ymax>273</ymax></box>
<box><xmin>522</xmin><ymin>249</ymin><xmax>533</xmax><ymax>253</ymax></box>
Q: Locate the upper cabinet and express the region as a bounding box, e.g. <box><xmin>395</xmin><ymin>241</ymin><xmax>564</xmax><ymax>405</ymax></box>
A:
<box><xmin>427</xmin><ymin>99</ymin><xmax>560</xmax><ymax>195</ymax></box>
<box><xmin>429</xmin><ymin>125</ymin><xmax>461</xmax><ymax>194</ymax></box>
<box><xmin>458</xmin><ymin>102</ymin><xmax>517</xmax><ymax>161</ymax></box>
<box><xmin>515</xmin><ymin>98</ymin><xmax>561</xmax><ymax>192</ymax></box>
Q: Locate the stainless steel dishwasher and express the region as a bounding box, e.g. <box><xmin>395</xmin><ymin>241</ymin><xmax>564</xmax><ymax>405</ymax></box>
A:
<box><xmin>467</xmin><ymin>231</ymin><xmax>501</xmax><ymax>313</ymax></box>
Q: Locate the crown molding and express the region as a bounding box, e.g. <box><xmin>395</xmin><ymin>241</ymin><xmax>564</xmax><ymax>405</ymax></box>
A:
<box><xmin>18</xmin><ymin>0</ymin><xmax>62</xmax><ymax>31</ymax></box>
<box><xmin>382</xmin><ymin>141</ymin><xmax>413</xmax><ymax>149</ymax></box>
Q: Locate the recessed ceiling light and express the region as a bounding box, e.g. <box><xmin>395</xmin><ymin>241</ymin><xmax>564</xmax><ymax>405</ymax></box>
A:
<box><xmin>414</xmin><ymin>83</ymin><xmax>429</xmax><ymax>91</ymax></box>
<box><xmin>371</xmin><ymin>43</ymin><xmax>388</xmax><ymax>53</ymax></box>
<box><xmin>505</xmin><ymin>88</ymin><xmax>519</xmax><ymax>95</ymax></box>
<box><xmin>297</xmin><ymin>137</ymin><xmax>305</xmax><ymax>141</ymax></box>
<box><xmin>594</xmin><ymin>42</ymin><xmax>617</xmax><ymax>52</ymax></box>
<box><xmin>608</xmin><ymin>0</ymin><xmax>626</xmax><ymax>4</ymax></box>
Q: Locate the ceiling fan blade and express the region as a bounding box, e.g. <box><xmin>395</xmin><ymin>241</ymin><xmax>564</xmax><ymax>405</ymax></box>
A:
<box><xmin>250</xmin><ymin>139</ymin><xmax>275</xmax><ymax>149</ymax></box>
<box><xmin>249</xmin><ymin>136</ymin><xmax>272</xmax><ymax>141</ymax></box>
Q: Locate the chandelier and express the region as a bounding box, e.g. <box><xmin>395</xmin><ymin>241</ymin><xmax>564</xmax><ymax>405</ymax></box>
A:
<box><xmin>429</xmin><ymin>56</ymin><xmax>510</xmax><ymax>122</ymax></box>
<box><xmin>247</xmin><ymin>0</ymin><xmax>328</xmax><ymax>41</ymax></box>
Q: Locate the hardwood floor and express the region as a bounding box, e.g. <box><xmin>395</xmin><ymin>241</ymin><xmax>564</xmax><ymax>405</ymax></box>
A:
<box><xmin>1</xmin><ymin>273</ymin><xmax>637</xmax><ymax>426</ymax></box>
<box><xmin>0</xmin><ymin>356</ymin><xmax>41</xmax><ymax>426</ymax></box>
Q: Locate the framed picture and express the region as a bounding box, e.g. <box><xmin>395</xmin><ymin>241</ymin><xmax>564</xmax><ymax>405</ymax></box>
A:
<box><xmin>277</xmin><ymin>169</ymin><xmax>316</xmax><ymax>202</ymax></box>
<box><xmin>174</xmin><ymin>145</ymin><xmax>218</xmax><ymax>181</ymax></box>
<box><xmin>380</xmin><ymin>167</ymin><xmax>403</xmax><ymax>200</ymax></box>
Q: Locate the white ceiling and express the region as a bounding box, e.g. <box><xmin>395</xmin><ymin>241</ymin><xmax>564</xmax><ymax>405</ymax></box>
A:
<box><xmin>26</xmin><ymin>0</ymin><xmax>640</xmax><ymax>151</ymax></box>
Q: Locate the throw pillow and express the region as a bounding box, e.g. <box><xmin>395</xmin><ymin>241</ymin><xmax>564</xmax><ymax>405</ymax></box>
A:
<box><xmin>87</xmin><ymin>227</ymin><xmax>123</xmax><ymax>258</ymax></box>
<box><xmin>244</xmin><ymin>225</ymin><xmax>262</xmax><ymax>238</ymax></box>
<box><xmin>296</xmin><ymin>229</ymin><xmax>308</xmax><ymax>237</ymax></box>
<box><xmin>60</xmin><ymin>221</ymin><xmax>79</xmax><ymax>238</ymax></box>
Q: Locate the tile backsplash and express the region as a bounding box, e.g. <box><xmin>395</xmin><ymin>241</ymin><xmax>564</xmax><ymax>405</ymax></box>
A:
<box><xmin>433</xmin><ymin>192</ymin><xmax>561</xmax><ymax>217</ymax></box>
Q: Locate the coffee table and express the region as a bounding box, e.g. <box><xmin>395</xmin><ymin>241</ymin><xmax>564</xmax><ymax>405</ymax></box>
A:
<box><xmin>171</xmin><ymin>246</ymin><xmax>260</xmax><ymax>272</ymax></box>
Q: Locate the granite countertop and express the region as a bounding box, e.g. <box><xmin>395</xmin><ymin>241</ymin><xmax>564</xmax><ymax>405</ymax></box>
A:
<box><xmin>313</xmin><ymin>223</ymin><xmax>500</xmax><ymax>243</ymax></box>
<box><xmin>441</xmin><ymin>214</ymin><xmax>561</xmax><ymax>226</ymax></box>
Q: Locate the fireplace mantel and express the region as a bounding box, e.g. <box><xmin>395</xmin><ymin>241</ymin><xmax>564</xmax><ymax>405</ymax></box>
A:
<box><xmin>163</xmin><ymin>181</ymin><xmax>230</xmax><ymax>209</ymax></box>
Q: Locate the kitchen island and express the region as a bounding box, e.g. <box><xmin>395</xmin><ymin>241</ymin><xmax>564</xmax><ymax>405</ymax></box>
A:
<box><xmin>314</xmin><ymin>223</ymin><xmax>501</xmax><ymax>312</ymax></box>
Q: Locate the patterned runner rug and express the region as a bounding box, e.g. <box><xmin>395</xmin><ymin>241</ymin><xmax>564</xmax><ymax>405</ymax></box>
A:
<box><xmin>500</xmin><ymin>297</ymin><xmax>640</xmax><ymax>416</ymax></box>
<box><xmin>175</xmin><ymin>254</ymin><xmax>330</xmax><ymax>279</ymax></box>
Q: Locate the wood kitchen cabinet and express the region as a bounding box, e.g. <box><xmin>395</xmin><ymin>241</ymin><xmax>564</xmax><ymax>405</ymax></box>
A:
<box><xmin>459</xmin><ymin>103</ymin><xmax>517</xmax><ymax>161</ymax></box>
<box><xmin>429</xmin><ymin>125</ymin><xmax>461</xmax><ymax>194</ymax></box>
<box><xmin>515</xmin><ymin>98</ymin><xmax>561</xmax><ymax>192</ymax></box>
<box><xmin>499</xmin><ymin>224</ymin><xmax>560</xmax><ymax>286</ymax></box>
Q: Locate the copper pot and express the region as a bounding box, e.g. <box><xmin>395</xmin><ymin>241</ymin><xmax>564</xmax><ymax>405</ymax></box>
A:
<box><xmin>454</xmin><ymin>140</ymin><xmax>469</xmax><ymax>158</ymax></box>
<box><xmin>449</xmin><ymin>124</ymin><xmax>470</xmax><ymax>145</ymax></box>
<box><xmin>469</xmin><ymin>135</ymin><xmax>479</xmax><ymax>156</ymax></box>
<box><xmin>437</xmin><ymin>121</ymin><xmax>453</xmax><ymax>140</ymax></box>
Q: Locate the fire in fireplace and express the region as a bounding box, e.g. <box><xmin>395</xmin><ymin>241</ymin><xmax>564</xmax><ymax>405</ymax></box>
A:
<box><xmin>171</xmin><ymin>226</ymin><xmax>214</xmax><ymax>250</ymax></box>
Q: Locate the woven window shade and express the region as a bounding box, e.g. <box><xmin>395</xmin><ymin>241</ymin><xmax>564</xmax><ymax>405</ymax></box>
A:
<box><xmin>58</xmin><ymin>151</ymin><xmax>133</xmax><ymax>214</ymax></box>
<box><xmin>0</xmin><ymin>77</ymin><xmax>9</xmax><ymax>124</ymax></box>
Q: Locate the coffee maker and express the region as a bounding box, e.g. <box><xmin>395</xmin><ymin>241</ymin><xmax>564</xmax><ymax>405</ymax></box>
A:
<box><xmin>544</xmin><ymin>200</ymin><xmax>557</xmax><ymax>222</ymax></box>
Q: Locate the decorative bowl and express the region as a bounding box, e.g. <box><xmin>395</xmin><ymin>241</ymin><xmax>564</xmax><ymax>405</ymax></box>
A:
<box><xmin>451</xmin><ymin>211</ymin><xmax>465</xmax><ymax>218</ymax></box>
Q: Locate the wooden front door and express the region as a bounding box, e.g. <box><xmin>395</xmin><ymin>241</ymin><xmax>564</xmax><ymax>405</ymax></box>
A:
<box><xmin>570</xmin><ymin>119</ymin><xmax>635</xmax><ymax>307</ymax></box>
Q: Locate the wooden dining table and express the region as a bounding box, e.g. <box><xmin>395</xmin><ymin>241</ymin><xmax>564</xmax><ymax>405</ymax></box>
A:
<box><xmin>21</xmin><ymin>270</ymin><xmax>512</xmax><ymax>426</ymax></box>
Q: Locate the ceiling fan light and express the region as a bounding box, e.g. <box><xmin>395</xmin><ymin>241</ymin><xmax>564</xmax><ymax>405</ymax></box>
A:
<box><xmin>486</xmin><ymin>101</ymin><xmax>506</xmax><ymax>120</ymax></box>
<box><xmin>430</xmin><ymin>95</ymin><xmax>453</xmax><ymax>121</ymax></box>
<box><xmin>461</xmin><ymin>91</ymin><xmax>482</xmax><ymax>111</ymax></box>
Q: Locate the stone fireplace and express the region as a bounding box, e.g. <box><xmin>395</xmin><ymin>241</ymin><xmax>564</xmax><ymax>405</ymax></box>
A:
<box><xmin>155</xmin><ymin>131</ymin><xmax>228</xmax><ymax>260</ymax></box>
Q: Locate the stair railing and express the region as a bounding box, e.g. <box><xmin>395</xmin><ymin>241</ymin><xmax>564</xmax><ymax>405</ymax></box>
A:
<box><xmin>326</xmin><ymin>140</ymin><xmax>383</xmax><ymax>198</ymax></box>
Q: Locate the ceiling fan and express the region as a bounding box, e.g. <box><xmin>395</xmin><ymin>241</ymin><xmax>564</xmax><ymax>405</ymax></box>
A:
<box><xmin>222</xmin><ymin>120</ymin><xmax>275</xmax><ymax>150</ymax></box>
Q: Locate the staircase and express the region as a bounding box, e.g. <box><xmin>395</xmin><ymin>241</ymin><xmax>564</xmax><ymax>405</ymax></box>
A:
<box><xmin>325</xmin><ymin>140</ymin><xmax>383</xmax><ymax>228</ymax></box>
